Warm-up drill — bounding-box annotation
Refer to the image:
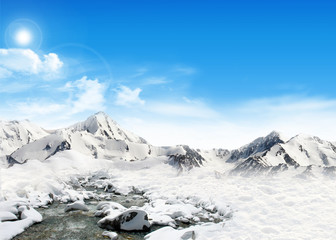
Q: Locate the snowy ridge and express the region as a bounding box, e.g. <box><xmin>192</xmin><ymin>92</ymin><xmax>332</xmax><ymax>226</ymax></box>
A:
<box><xmin>227</xmin><ymin>131</ymin><xmax>336</xmax><ymax>175</ymax></box>
<box><xmin>5</xmin><ymin>113</ymin><xmax>202</xmax><ymax>168</ymax></box>
<box><xmin>0</xmin><ymin>120</ymin><xmax>48</xmax><ymax>167</ymax></box>
<box><xmin>2</xmin><ymin>113</ymin><xmax>336</xmax><ymax>174</ymax></box>
<box><xmin>8</xmin><ymin>135</ymin><xmax>71</xmax><ymax>165</ymax></box>
<box><xmin>0</xmin><ymin>120</ymin><xmax>48</xmax><ymax>156</ymax></box>
<box><xmin>227</xmin><ymin>131</ymin><xmax>286</xmax><ymax>163</ymax></box>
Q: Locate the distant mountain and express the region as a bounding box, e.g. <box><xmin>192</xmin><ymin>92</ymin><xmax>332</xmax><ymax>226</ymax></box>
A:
<box><xmin>4</xmin><ymin>112</ymin><xmax>203</xmax><ymax>169</ymax></box>
<box><xmin>68</xmin><ymin>112</ymin><xmax>147</xmax><ymax>144</ymax></box>
<box><xmin>226</xmin><ymin>131</ymin><xmax>286</xmax><ymax>163</ymax></box>
<box><xmin>227</xmin><ymin>132</ymin><xmax>336</xmax><ymax>175</ymax></box>
<box><xmin>2</xmin><ymin>113</ymin><xmax>336</xmax><ymax>174</ymax></box>
<box><xmin>0</xmin><ymin>120</ymin><xmax>48</xmax><ymax>166</ymax></box>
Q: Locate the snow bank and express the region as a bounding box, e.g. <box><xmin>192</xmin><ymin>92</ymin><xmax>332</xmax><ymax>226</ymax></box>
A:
<box><xmin>0</xmin><ymin>205</ymin><xmax>42</xmax><ymax>240</ymax></box>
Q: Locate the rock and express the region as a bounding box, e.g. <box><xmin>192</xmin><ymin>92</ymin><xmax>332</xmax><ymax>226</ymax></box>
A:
<box><xmin>102</xmin><ymin>231</ymin><xmax>118</xmax><ymax>240</ymax></box>
<box><xmin>169</xmin><ymin>145</ymin><xmax>205</xmax><ymax>171</ymax></box>
<box><xmin>64</xmin><ymin>201</ymin><xmax>89</xmax><ymax>212</ymax></box>
<box><xmin>98</xmin><ymin>209</ymin><xmax>150</xmax><ymax>231</ymax></box>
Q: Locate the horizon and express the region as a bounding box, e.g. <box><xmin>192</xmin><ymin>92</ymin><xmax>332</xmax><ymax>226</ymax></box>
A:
<box><xmin>0</xmin><ymin>110</ymin><xmax>332</xmax><ymax>150</ymax></box>
<box><xmin>1</xmin><ymin>0</ymin><xmax>336</xmax><ymax>148</ymax></box>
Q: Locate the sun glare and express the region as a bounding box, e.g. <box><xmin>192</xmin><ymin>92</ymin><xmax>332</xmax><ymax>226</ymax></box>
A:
<box><xmin>15</xmin><ymin>29</ymin><xmax>32</xmax><ymax>46</ymax></box>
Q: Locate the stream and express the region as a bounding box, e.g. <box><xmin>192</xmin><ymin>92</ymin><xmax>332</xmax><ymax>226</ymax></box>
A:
<box><xmin>13</xmin><ymin>193</ymin><xmax>161</xmax><ymax>240</ymax></box>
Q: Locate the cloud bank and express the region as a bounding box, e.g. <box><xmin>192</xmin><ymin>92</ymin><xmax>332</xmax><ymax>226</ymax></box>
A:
<box><xmin>0</xmin><ymin>48</ymin><xmax>63</xmax><ymax>78</ymax></box>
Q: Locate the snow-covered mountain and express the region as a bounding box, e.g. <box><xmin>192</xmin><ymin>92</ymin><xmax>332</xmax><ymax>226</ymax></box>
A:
<box><xmin>0</xmin><ymin>120</ymin><xmax>49</xmax><ymax>166</ymax></box>
<box><xmin>226</xmin><ymin>131</ymin><xmax>336</xmax><ymax>175</ymax></box>
<box><xmin>2</xmin><ymin>113</ymin><xmax>336</xmax><ymax>174</ymax></box>
<box><xmin>5</xmin><ymin>112</ymin><xmax>203</xmax><ymax>169</ymax></box>
<box><xmin>67</xmin><ymin>112</ymin><xmax>147</xmax><ymax>144</ymax></box>
<box><xmin>0</xmin><ymin>120</ymin><xmax>48</xmax><ymax>156</ymax></box>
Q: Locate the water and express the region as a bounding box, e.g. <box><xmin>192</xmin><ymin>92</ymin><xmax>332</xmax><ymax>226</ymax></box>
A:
<box><xmin>13</xmin><ymin>193</ymin><xmax>160</xmax><ymax>240</ymax></box>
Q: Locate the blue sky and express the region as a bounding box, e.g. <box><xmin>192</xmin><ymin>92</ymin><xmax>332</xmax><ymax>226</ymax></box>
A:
<box><xmin>0</xmin><ymin>0</ymin><xmax>336</xmax><ymax>148</ymax></box>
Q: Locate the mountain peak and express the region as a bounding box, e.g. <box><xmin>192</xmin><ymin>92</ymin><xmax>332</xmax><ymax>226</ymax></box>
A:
<box><xmin>93</xmin><ymin>111</ymin><xmax>109</xmax><ymax>118</ymax></box>
<box><xmin>69</xmin><ymin>112</ymin><xmax>147</xmax><ymax>144</ymax></box>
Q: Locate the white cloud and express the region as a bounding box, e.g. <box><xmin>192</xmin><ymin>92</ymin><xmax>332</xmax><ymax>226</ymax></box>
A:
<box><xmin>0</xmin><ymin>67</ymin><xmax>13</xmax><ymax>78</ymax></box>
<box><xmin>144</xmin><ymin>77</ymin><xmax>168</xmax><ymax>85</ymax></box>
<box><xmin>42</xmin><ymin>53</ymin><xmax>63</xmax><ymax>72</ymax></box>
<box><xmin>130</xmin><ymin>68</ymin><xmax>148</xmax><ymax>78</ymax></box>
<box><xmin>16</xmin><ymin>101</ymin><xmax>66</xmax><ymax>115</ymax></box>
<box><xmin>6</xmin><ymin>76</ymin><xmax>106</xmax><ymax>128</ymax></box>
<box><xmin>0</xmin><ymin>82</ymin><xmax>33</xmax><ymax>93</ymax></box>
<box><xmin>117</xmin><ymin>95</ymin><xmax>336</xmax><ymax>149</ymax></box>
<box><xmin>174</xmin><ymin>67</ymin><xmax>196</xmax><ymax>75</ymax></box>
<box><xmin>147</xmin><ymin>100</ymin><xmax>218</xmax><ymax>119</ymax></box>
<box><xmin>0</xmin><ymin>48</ymin><xmax>63</xmax><ymax>78</ymax></box>
<box><xmin>64</xmin><ymin>76</ymin><xmax>106</xmax><ymax>113</ymax></box>
<box><xmin>115</xmin><ymin>86</ymin><xmax>145</xmax><ymax>106</ymax></box>
<box><xmin>233</xmin><ymin>96</ymin><xmax>336</xmax><ymax>142</ymax></box>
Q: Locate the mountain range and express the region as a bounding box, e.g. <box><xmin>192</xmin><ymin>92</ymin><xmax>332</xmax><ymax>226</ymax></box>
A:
<box><xmin>1</xmin><ymin>112</ymin><xmax>336</xmax><ymax>175</ymax></box>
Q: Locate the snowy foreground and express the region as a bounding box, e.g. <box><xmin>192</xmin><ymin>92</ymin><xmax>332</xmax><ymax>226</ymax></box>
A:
<box><xmin>1</xmin><ymin>150</ymin><xmax>336</xmax><ymax>240</ymax></box>
<box><xmin>1</xmin><ymin>113</ymin><xmax>336</xmax><ymax>239</ymax></box>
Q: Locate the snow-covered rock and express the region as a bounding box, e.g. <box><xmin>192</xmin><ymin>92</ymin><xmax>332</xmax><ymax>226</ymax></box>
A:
<box><xmin>95</xmin><ymin>201</ymin><xmax>127</xmax><ymax>217</ymax></box>
<box><xmin>64</xmin><ymin>200</ymin><xmax>89</xmax><ymax>212</ymax></box>
<box><xmin>102</xmin><ymin>231</ymin><xmax>118</xmax><ymax>240</ymax></box>
<box><xmin>0</xmin><ymin>205</ymin><xmax>42</xmax><ymax>240</ymax></box>
<box><xmin>98</xmin><ymin>209</ymin><xmax>150</xmax><ymax>231</ymax></box>
<box><xmin>144</xmin><ymin>226</ymin><xmax>196</xmax><ymax>240</ymax></box>
<box><xmin>0</xmin><ymin>211</ymin><xmax>18</xmax><ymax>222</ymax></box>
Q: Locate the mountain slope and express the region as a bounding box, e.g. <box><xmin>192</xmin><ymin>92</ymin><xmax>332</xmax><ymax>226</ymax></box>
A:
<box><xmin>229</xmin><ymin>132</ymin><xmax>336</xmax><ymax>175</ymax></box>
<box><xmin>3</xmin><ymin>113</ymin><xmax>336</xmax><ymax>174</ymax></box>
<box><xmin>6</xmin><ymin>113</ymin><xmax>204</xmax><ymax>169</ymax></box>
<box><xmin>68</xmin><ymin>112</ymin><xmax>147</xmax><ymax>144</ymax></box>
<box><xmin>0</xmin><ymin>120</ymin><xmax>48</xmax><ymax>156</ymax></box>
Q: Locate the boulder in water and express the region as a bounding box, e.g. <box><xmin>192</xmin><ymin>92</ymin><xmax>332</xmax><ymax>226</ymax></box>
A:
<box><xmin>64</xmin><ymin>201</ymin><xmax>89</xmax><ymax>212</ymax></box>
<box><xmin>98</xmin><ymin>209</ymin><xmax>150</xmax><ymax>231</ymax></box>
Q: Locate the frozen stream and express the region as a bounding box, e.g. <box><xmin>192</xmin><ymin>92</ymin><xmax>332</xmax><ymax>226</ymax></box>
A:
<box><xmin>12</xmin><ymin>193</ymin><xmax>162</xmax><ymax>240</ymax></box>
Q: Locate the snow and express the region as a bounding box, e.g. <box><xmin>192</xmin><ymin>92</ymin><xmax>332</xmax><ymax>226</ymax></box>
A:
<box><xmin>0</xmin><ymin>211</ymin><xmax>17</xmax><ymax>221</ymax></box>
<box><xmin>0</xmin><ymin>119</ymin><xmax>48</xmax><ymax>166</ymax></box>
<box><xmin>9</xmin><ymin>134</ymin><xmax>70</xmax><ymax>163</ymax></box>
<box><xmin>3</xmin><ymin>149</ymin><xmax>335</xmax><ymax>239</ymax></box>
<box><xmin>1</xmin><ymin>114</ymin><xmax>336</xmax><ymax>239</ymax></box>
<box><xmin>0</xmin><ymin>205</ymin><xmax>42</xmax><ymax>240</ymax></box>
<box><xmin>144</xmin><ymin>226</ymin><xmax>196</xmax><ymax>240</ymax></box>
<box><xmin>64</xmin><ymin>200</ymin><xmax>89</xmax><ymax>212</ymax></box>
<box><xmin>69</xmin><ymin>111</ymin><xmax>147</xmax><ymax>144</ymax></box>
<box><xmin>102</xmin><ymin>231</ymin><xmax>118</xmax><ymax>240</ymax></box>
<box><xmin>98</xmin><ymin>209</ymin><xmax>150</xmax><ymax>231</ymax></box>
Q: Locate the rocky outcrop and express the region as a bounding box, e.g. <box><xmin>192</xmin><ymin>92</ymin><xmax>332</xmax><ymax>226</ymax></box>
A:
<box><xmin>227</xmin><ymin>131</ymin><xmax>285</xmax><ymax>163</ymax></box>
<box><xmin>98</xmin><ymin>209</ymin><xmax>150</xmax><ymax>231</ymax></box>
<box><xmin>168</xmin><ymin>145</ymin><xmax>205</xmax><ymax>171</ymax></box>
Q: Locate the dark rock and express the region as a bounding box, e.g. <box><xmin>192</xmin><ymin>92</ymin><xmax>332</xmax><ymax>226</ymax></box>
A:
<box><xmin>168</xmin><ymin>145</ymin><xmax>205</xmax><ymax>171</ymax></box>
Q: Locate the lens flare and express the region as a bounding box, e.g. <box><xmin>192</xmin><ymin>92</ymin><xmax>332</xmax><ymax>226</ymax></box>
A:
<box><xmin>15</xmin><ymin>29</ymin><xmax>32</xmax><ymax>46</ymax></box>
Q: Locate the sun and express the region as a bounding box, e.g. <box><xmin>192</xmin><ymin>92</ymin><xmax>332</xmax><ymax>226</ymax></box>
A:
<box><xmin>15</xmin><ymin>29</ymin><xmax>32</xmax><ymax>46</ymax></box>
